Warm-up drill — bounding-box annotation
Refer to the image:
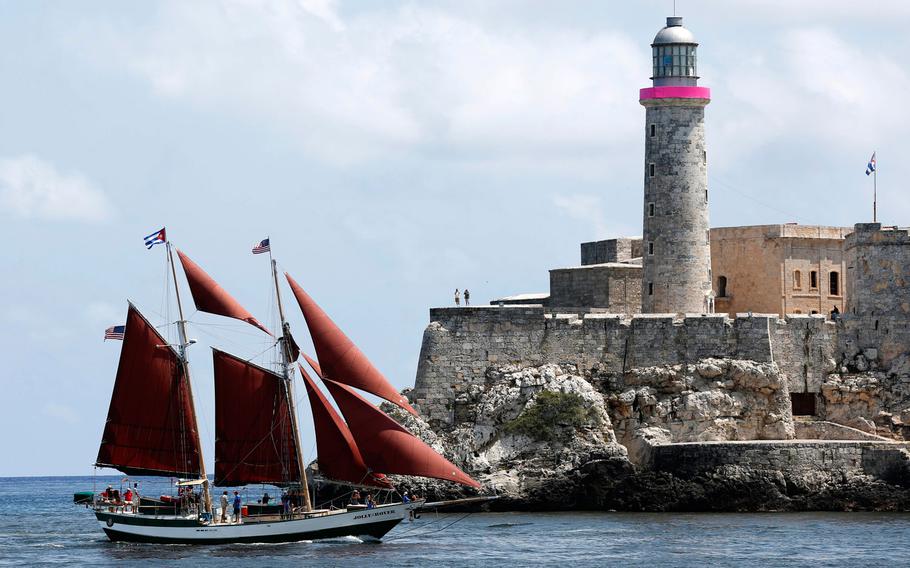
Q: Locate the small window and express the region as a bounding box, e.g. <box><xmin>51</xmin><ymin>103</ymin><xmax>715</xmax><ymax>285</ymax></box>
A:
<box><xmin>830</xmin><ymin>271</ymin><xmax>840</xmax><ymax>296</ymax></box>
<box><xmin>648</xmin><ymin>241</ymin><xmax>654</xmax><ymax>255</ymax></box>
<box><xmin>791</xmin><ymin>393</ymin><xmax>816</xmax><ymax>416</ymax></box>
<box><xmin>650</xmin><ymin>124</ymin><xmax>656</xmax><ymax>137</ymax></box>
<box><xmin>793</xmin><ymin>270</ymin><xmax>802</xmax><ymax>290</ymax></box>
<box><xmin>648</xmin><ymin>282</ymin><xmax>654</xmax><ymax>296</ymax></box>
<box><xmin>717</xmin><ymin>276</ymin><xmax>728</xmax><ymax>298</ymax></box>
<box><xmin>810</xmin><ymin>271</ymin><xmax>818</xmax><ymax>289</ymax></box>
<box><xmin>648</xmin><ymin>202</ymin><xmax>655</xmax><ymax>217</ymax></box>
<box><xmin>705</xmin><ymin>189</ymin><xmax>708</xmax><ymax>203</ymax></box>
<box><xmin>793</xmin><ymin>309</ymin><xmax>802</xmax><ymax>314</ymax></box>
<box><xmin>811</xmin><ymin>310</ymin><xmax>819</xmax><ymax>315</ymax></box>
<box><xmin>649</xmin><ymin>163</ymin><xmax>655</xmax><ymax>177</ymax></box>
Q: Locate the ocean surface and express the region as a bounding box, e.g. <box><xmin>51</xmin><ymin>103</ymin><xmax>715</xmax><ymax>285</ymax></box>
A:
<box><xmin>3</xmin><ymin>476</ymin><xmax>910</xmax><ymax>567</ymax></box>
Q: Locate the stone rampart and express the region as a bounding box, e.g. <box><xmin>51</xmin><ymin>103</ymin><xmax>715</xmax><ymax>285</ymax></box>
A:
<box><xmin>650</xmin><ymin>440</ymin><xmax>910</xmax><ymax>482</ymax></box>
<box><xmin>412</xmin><ymin>306</ymin><xmax>837</xmax><ymax>425</ymax></box>
<box><xmin>769</xmin><ymin>314</ymin><xmax>837</xmax><ymax>393</ymax></box>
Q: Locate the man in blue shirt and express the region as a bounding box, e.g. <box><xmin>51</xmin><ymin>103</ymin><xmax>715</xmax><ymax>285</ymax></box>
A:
<box><xmin>232</xmin><ymin>491</ymin><xmax>242</xmax><ymax>523</ymax></box>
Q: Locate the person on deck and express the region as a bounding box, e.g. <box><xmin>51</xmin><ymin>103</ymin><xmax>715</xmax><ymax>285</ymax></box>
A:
<box><xmin>281</xmin><ymin>491</ymin><xmax>290</xmax><ymax>519</ymax></box>
<box><xmin>132</xmin><ymin>483</ymin><xmax>140</xmax><ymax>513</ymax></box>
<box><xmin>464</xmin><ymin>289</ymin><xmax>470</xmax><ymax>306</ymax></box>
<box><xmin>454</xmin><ymin>289</ymin><xmax>461</xmax><ymax>306</ymax></box>
<box><xmin>262</xmin><ymin>492</ymin><xmax>270</xmax><ymax>505</ymax></box>
<box><xmin>124</xmin><ymin>488</ymin><xmax>133</xmax><ymax>512</ymax></box>
<box><xmin>232</xmin><ymin>491</ymin><xmax>242</xmax><ymax>524</ymax></box>
<box><xmin>220</xmin><ymin>491</ymin><xmax>229</xmax><ymax>524</ymax></box>
<box><xmin>366</xmin><ymin>494</ymin><xmax>376</xmax><ymax>509</ymax></box>
<box><xmin>350</xmin><ymin>489</ymin><xmax>361</xmax><ymax>506</ymax></box>
<box><xmin>402</xmin><ymin>492</ymin><xmax>410</xmax><ymax>504</ymax></box>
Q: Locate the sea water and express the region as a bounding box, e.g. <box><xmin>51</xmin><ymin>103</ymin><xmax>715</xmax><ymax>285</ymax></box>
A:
<box><xmin>3</xmin><ymin>476</ymin><xmax>910</xmax><ymax>567</ymax></box>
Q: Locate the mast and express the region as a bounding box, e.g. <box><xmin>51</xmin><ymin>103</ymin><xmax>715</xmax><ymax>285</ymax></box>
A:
<box><xmin>271</xmin><ymin>255</ymin><xmax>313</xmax><ymax>513</ymax></box>
<box><xmin>167</xmin><ymin>242</ymin><xmax>213</xmax><ymax>516</ymax></box>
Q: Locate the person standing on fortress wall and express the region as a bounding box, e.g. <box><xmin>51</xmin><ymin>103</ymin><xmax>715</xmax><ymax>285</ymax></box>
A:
<box><xmin>831</xmin><ymin>305</ymin><xmax>840</xmax><ymax>320</ymax></box>
<box><xmin>464</xmin><ymin>289</ymin><xmax>470</xmax><ymax>306</ymax></box>
<box><xmin>454</xmin><ymin>289</ymin><xmax>461</xmax><ymax>306</ymax></box>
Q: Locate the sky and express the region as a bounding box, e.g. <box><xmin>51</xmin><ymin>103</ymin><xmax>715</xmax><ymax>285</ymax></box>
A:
<box><xmin>2</xmin><ymin>0</ymin><xmax>909</xmax><ymax>477</ymax></box>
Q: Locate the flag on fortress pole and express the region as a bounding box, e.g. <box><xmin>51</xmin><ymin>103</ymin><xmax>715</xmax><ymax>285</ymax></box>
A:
<box><xmin>866</xmin><ymin>152</ymin><xmax>877</xmax><ymax>222</ymax></box>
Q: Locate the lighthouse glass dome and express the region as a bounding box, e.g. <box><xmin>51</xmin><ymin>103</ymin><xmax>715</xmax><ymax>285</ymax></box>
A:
<box><xmin>651</xmin><ymin>16</ymin><xmax>698</xmax><ymax>86</ymax></box>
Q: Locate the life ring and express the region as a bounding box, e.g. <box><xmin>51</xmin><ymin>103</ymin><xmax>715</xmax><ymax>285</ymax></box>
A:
<box><xmin>106</xmin><ymin>518</ymin><xmax>115</xmax><ymax>527</ymax></box>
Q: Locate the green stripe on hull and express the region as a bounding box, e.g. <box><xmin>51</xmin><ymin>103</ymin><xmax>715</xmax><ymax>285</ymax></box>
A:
<box><xmin>101</xmin><ymin>518</ymin><xmax>403</xmax><ymax>544</ymax></box>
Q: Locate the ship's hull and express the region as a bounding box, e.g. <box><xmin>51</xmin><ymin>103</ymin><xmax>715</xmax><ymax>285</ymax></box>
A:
<box><xmin>95</xmin><ymin>504</ymin><xmax>408</xmax><ymax>544</ymax></box>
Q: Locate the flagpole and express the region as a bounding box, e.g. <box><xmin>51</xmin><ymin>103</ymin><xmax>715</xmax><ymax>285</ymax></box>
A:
<box><xmin>873</xmin><ymin>153</ymin><xmax>877</xmax><ymax>223</ymax></box>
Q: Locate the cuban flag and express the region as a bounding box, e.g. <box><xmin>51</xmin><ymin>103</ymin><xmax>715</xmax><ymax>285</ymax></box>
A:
<box><xmin>866</xmin><ymin>152</ymin><xmax>876</xmax><ymax>176</ymax></box>
<box><xmin>144</xmin><ymin>227</ymin><xmax>166</xmax><ymax>249</ymax></box>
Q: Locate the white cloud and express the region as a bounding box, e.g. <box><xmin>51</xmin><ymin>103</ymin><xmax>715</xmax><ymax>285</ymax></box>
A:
<box><xmin>553</xmin><ymin>193</ymin><xmax>613</xmax><ymax>239</ymax></box>
<box><xmin>0</xmin><ymin>155</ymin><xmax>113</xmax><ymax>222</ymax></box>
<box><xmin>84</xmin><ymin>301</ymin><xmax>123</xmax><ymax>327</ymax></box>
<box><xmin>42</xmin><ymin>402</ymin><xmax>80</xmax><ymax>425</ymax></box>
<box><xmin>83</xmin><ymin>1</ymin><xmax>646</xmax><ymax>166</ymax></box>
<box><xmin>710</xmin><ymin>27</ymin><xmax>910</xmax><ymax>175</ymax></box>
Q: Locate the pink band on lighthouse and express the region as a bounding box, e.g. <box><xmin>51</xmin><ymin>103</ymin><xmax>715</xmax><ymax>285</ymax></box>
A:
<box><xmin>640</xmin><ymin>86</ymin><xmax>711</xmax><ymax>101</ymax></box>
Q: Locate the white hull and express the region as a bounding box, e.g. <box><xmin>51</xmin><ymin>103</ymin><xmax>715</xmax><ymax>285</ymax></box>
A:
<box><xmin>95</xmin><ymin>503</ymin><xmax>412</xmax><ymax>544</ymax></box>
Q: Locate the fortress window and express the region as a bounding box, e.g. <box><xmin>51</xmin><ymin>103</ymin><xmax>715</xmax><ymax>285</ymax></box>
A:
<box><xmin>648</xmin><ymin>282</ymin><xmax>654</xmax><ymax>296</ymax></box>
<box><xmin>793</xmin><ymin>270</ymin><xmax>802</xmax><ymax>289</ymax></box>
<box><xmin>830</xmin><ymin>271</ymin><xmax>840</xmax><ymax>296</ymax></box>
<box><xmin>649</xmin><ymin>163</ymin><xmax>656</xmax><ymax>177</ymax></box>
<box><xmin>648</xmin><ymin>202</ymin><xmax>655</xmax><ymax>217</ymax></box>
<box><xmin>717</xmin><ymin>276</ymin><xmax>728</xmax><ymax>298</ymax></box>
<box><xmin>791</xmin><ymin>393</ymin><xmax>817</xmax><ymax>416</ymax></box>
<box><xmin>810</xmin><ymin>271</ymin><xmax>818</xmax><ymax>289</ymax></box>
<box><xmin>650</xmin><ymin>124</ymin><xmax>656</xmax><ymax>137</ymax></box>
<box><xmin>705</xmin><ymin>189</ymin><xmax>708</xmax><ymax>203</ymax></box>
<box><xmin>648</xmin><ymin>241</ymin><xmax>654</xmax><ymax>255</ymax></box>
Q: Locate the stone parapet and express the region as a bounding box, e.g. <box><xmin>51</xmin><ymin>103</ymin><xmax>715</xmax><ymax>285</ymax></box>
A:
<box><xmin>412</xmin><ymin>307</ymin><xmax>842</xmax><ymax>425</ymax></box>
<box><xmin>650</xmin><ymin>440</ymin><xmax>910</xmax><ymax>481</ymax></box>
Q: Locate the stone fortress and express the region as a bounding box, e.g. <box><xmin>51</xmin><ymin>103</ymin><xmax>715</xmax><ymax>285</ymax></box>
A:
<box><xmin>393</xmin><ymin>16</ymin><xmax>910</xmax><ymax>510</ymax></box>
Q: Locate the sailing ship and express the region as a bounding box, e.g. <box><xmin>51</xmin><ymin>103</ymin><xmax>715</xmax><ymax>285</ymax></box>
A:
<box><xmin>85</xmin><ymin>236</ymin><xmax>479</xmax><ymax>544</ymax></box>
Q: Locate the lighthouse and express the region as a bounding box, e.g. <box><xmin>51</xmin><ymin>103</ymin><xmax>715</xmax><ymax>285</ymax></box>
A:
<box><xmin>640</xmin><ymin>16</ymin><xmax>712</xmax><ymax>314</ymax></box>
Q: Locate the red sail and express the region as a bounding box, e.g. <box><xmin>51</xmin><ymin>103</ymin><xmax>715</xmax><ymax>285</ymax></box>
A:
<box><xmin>302</xmin><ymin>352</ymin><xmax>323</xmax><ymax>379</ymax></box>
<box><xmin>322</xmin><ymin>378</ymin><xmax>480</xmax><ymax>488</ymax></box>
<box><xmin>285</xmin><ymin>272</ymin><xmax>417</xmax><ymax>415</ymax></box>
<box><xmin>299</xmin><ymin>364</ymin><xmax>391</xmax><ymax>488</ymax></box>
<box><xmin>176</xmin><ymin>249</ymin><xmax>272</xmax><ymax>336</ymax></box>
<box><xmin>96</xmin><ymin>304</ymin><xmax>201</xmax><ymax>478</ymax></box>
<box><xmin>213</xmin><ymin>349</ymin><xmax>300</xmax><ymax>486</ymax></box>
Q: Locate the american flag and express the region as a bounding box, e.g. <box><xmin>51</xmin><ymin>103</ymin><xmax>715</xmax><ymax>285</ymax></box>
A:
<box><xmin>252</xmin><ymin>238</ymin><xmax>270</xmax><ymax>255</ymax></box>
<box><xmin>144</xmin><ymin>227</ymin><xmax>166</xmax><ymax>249</ymax></box>
<box><xmin>104</xmin><ymin>325</ymin><xmax>125</xmax><ymax>341</ymax></box>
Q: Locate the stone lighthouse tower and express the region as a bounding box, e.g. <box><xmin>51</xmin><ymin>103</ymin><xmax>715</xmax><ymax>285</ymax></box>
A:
<box><xmin>640</xmin><ymin>16</ymin><xmax>712</xmax><ymax>314</ymax></box>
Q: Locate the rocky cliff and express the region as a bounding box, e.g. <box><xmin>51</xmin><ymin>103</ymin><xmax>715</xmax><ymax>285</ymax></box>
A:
<box><xmin>388</xmin><ymin>358</ymin><xmax>910</xmax><ymax>511</ymax></box>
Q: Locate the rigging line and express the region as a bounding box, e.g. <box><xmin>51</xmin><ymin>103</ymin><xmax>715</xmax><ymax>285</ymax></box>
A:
<box><xmin>709</xmin><ymin>175</ymin><xmax>802</xmax><ymax>220</ymax></box>
<box><xmin>385</xmin><ymin>512</ymin><xmax>472</xmax><ymax>541</ymax></box>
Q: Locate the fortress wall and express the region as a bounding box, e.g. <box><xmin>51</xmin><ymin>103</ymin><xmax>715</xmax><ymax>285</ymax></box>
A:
<box><xmin>769</xmin><ymin>315</ymin><xmax>838</xmax><ymax>393</ymax></box>
<box><xmin>650</xmin><ymin>440</ymin><xmax>910</xmax><ymax>482</ymax></box>
<box><xmin>412</xmin><ymin>307</ymin><xmax>828</xmax><ymax>425</ymax></box>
